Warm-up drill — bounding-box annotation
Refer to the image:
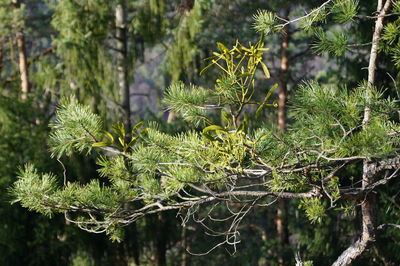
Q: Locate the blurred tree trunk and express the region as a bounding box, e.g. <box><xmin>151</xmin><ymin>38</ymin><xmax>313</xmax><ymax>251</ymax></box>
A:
<box><xmin>167</xmin><ymin>0</ymin><xmax>196</xmax><ymax>123</ymax></box>
<box><xmin>12</xmin><ymin>0</ymin><xmax>30</xmax><ymax>100</ymax></box>
<box><xmin>123</xmin><ymin>224</ymin><xmax>140</xmax><ymax>266</ymax></box>
<box><xmin>179</xmin><ymin>0</ymin><xmax>195</xmax><ymax>14</ymax></box>
<box><xmin>155</xmin><ymin>213</ymin><xmax>167</xmax><ymax>266</ymax></box>
<box><xmin>181</xmin><ymin>226</ymin><xmax>189</xmax><ymax>266</ymax></box>
<box><xmin>116</xmin><ymin>3</ymin><xmax>140</xmax><ymax>265</ymax></box>
<box><xmin>277</xmin><ymin>8</ymin><xmax>290</xmax><ymax>132</ymax></box>
<box><xmin>276</xmin><ymin>7</ymin><xmax>290</xmax><ymax>266</ymax></box>
<box><xmin>116</xmin><ymin>2</ymin><xmax>131</xmax><ymax>131</ymax></box>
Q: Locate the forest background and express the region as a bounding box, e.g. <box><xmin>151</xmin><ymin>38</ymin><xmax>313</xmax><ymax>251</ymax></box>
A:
<box><xmin>1</xmin><ymin>0</ymin><xmax>400</xmax><ymax>265</ymax></box>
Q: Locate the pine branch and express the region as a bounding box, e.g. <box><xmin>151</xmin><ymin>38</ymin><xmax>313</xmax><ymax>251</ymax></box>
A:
<box><xmin>277</xmin><ymin>0</ymin><xmax>334</xmax><ymax>29</ymax></box>
<box><xmin>377</xmin><ymin>223</ymin><xmax>400</xmax><ymax>229</ymax></box>
<box><xmin>334</xmin><ymin>1</ymin><xmax>395</xmax><ymax>265</ymax></box>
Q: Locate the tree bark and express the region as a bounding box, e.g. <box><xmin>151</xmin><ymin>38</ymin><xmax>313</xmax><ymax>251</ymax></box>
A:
<box><xmin>12</xmin><ymin>0</ymin><xmax>30</xmax><ymax>100</ymax></box>
<box><xmin>276</xmin><ymin>7</ymin><xmax>290</xmax><ymax>266</ymax></box>
<box><xmin>116</xmin><ymin>2</ymin><xmax>131</xmax><ymax>131</ymax></box>
<box><xmin>333</xmin><ymin>1</ymin><xmax>393</xmax><ymax>265</ymax></box>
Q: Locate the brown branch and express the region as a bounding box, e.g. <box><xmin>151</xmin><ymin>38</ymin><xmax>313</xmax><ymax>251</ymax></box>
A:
<box><xmin>275</xmin><ymin>0</ymin><xmax>333</xmax><ymax>29</ymax></box>
<box><xmin>52</xmin><ymin>188</ymin><xmax>322</xmax><ymax>227</ymax></box>
<box><xmin>363</xmin><ymin>0</ymin><xmax>393</xmax><ymax>124</ymax></box>
<box><xmin>377</xmin><ymin>223</ymin><xmax>400</xmax><ymax>230</ymax></box>
<box><xmin>367</xmin><ymin>156</ymin><xmax>400</xmax><ymax>177</ymax></box>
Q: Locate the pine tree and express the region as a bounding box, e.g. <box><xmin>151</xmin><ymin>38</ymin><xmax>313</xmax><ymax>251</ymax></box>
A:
<box><xmin>11</xmin><ymin>0</ymin><xmax>400</xmax><ymax>265</ymax></box>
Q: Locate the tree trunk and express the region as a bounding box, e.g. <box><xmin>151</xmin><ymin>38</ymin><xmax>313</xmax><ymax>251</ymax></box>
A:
<box><xmin>276</xmin><ymin>7</ymin><xmax>290</xmax><ymax>266</ymax></box>
<box><xmin>155</xmin><ymin>213</ymin><xmax>167</xmax><ymax>266</ymax></box>
<box><xmin>333</xmin><ymin>1</ymin><xmax>393</xmax><ymax>265</ymax></box>
<box><xmin>277</xmin><ymin>8</ymin><xmax>290</xmax><ymax>132</ymax></box>
<box><xmin>123</xmin><ymin>223</ymin><xmax>140</xmax><ymax>266</ymax></box>
<box><xmin>12</xmin><ymin>0</ymin><xmax>30</xmax><ymax>100</ymax></box>
<box><xmin>276</xmin><ymin>200</ymin><xmax>289</xmax><ymax>265</ymax></box>
<box><xmin>181</xmin><ymin>226</ymin><xmax>189</xmax><ymax>266</ymax></box>
<box><xmin>116</xmin><ymin>5</ymin><xmax>140</xmax><ymax>264</ymax></box>
<box><xmin>116</xmin><ymin>2</ymin><xmax>131</xmax><ymax>131</ymax></box>
<box><xmin>179</xmin><ymin>0</ymin><xmax>195</xmax><ymax>15</ymax></box>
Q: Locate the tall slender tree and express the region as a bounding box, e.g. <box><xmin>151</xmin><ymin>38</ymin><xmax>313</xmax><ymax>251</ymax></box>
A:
<box><xmin>12</xmin><ymin>0</ymin><xmax>29</xmax><ymax>99</ymax></box>
<box><xmin>276</xmin><ymin>8</ymin><xmax>291</xmax><ymax>264</ymax></box>
<box><xmin>115</xmin><ymin>2</ymin><xmax>131</xmax><ymax>131</ymax></box>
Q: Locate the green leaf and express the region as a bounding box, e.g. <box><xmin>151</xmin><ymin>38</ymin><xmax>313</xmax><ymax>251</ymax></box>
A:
<box><xmin>217</xmin><ymin>42</ymin><xmax>229</xmax><ymax>53</ymax></box>
<box><xmin>92</xmin><ymin>142</ymin><xmax>109</xmax><ymax>147</ymax></box>
<box><xmin>200</xmin><ymin>63</ymin><xmax>214</xmax><ymax>75</ymax></box>
<box><xmin>202</xmin><ymin>132</ymin><xmax>217</xmax><ymax>142</ymax></box>
<box><xmin>237</xmin><ymin>72</ymin><xmax>253</xmax><ymax>78</ymax></box>
<box><xmin>256</xmin><ymin>83</ymin><xmax>278</xmax><ymax>117</ymax></box>
<box><xmin>256</xmin><ymin>104</ymin><xmax>265</xmax><ymax>118</ymax></box>
<box><xmin>265</xmin><ymin>83</ymin><xmax>278</xmax><ymax>100</ymax></box>
<box><xmin>241</xmin><ymin>45</ymin><xmax>252</xmax><ymax>53</ymax></box>
<box><xmin>259</xmin><ymin>61</ymin><xmax>270</xmax><ymax>78</ymax></box>
<box><xmin>112</xmin><ymin>122</ymin><xmax>125</xmax><ymax>138</ymax></box>
<box><xmin>118</xmin><ymin>137</ymin><xmax>125</xmax><ymax>147</ymax></box>
<box><xmin>131</xmin><ymin>121</ymin><xmax>144</xmax><ymax>134</ymax></box>
<box><xmin>238</xmin><ymin>112</ymin><xmax>249</xmax><ymax>134</ymax></box>
<box><xmin>221</xmin><ymin>109</ymin><xmax>232</xmax><ymax>128</ymax></box>
<box><xmin>100</xmin><ymin>130</ymin><xmax>114</xmax><ymax>143</ymax></box>
<box><xmin>203</xmin><ymin>125</ymin><xmax>226</xmax><ymax>133</ymax></box>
